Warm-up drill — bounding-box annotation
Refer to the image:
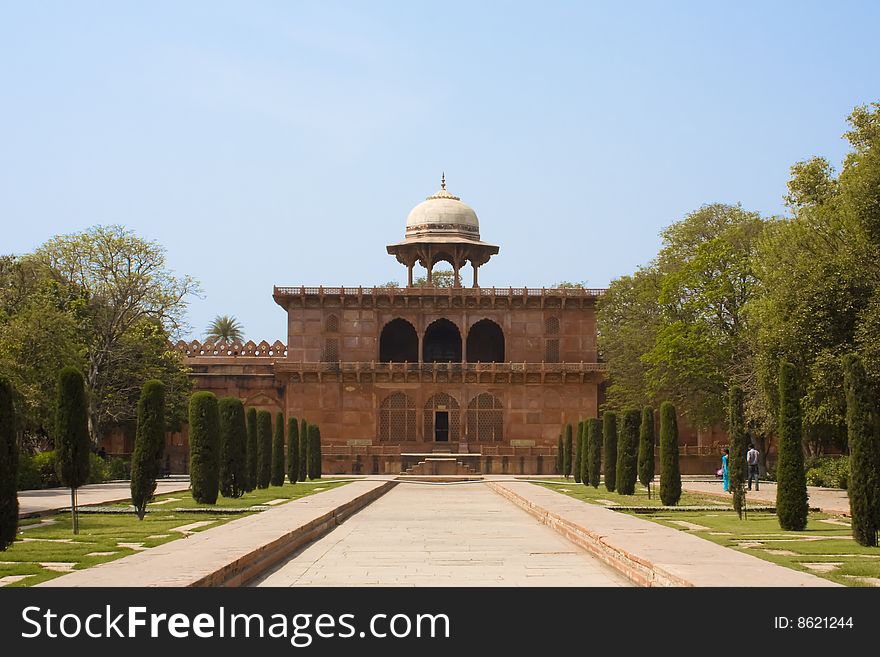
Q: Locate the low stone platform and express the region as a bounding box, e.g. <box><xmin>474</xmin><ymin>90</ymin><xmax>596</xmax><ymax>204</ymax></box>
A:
<box><xmin>488</xmin><ymin>481</ymin><xmax>839</xmax><ymax>587</ymax></box>
<box><xmin>40</xmin><ymin>480</ymin><xmax>395</xmax><ymax>587</ymax></box>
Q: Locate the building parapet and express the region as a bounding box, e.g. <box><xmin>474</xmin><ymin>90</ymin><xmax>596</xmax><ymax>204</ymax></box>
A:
<box><xmin>273</xmin><ymin>285</ymin><xmax>605</xmax><ymax>298</ymax></box>
<box><xmin>174</xmin><ymin>339</ymin><xmax>286</xmax><ymax>358</ymax></box>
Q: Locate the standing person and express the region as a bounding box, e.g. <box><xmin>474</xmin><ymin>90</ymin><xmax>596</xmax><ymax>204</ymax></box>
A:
<box><xmin>747</xmin><ymin>443</ymin><xmax>760</xmax><ymax>491</ymax></box>
<box><xmin>722</xmin><ymin>448</ymin><xmax>730</xmax><ymax>493</ymax></box>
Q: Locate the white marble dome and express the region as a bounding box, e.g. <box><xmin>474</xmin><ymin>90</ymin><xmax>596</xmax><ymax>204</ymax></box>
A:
<box><xmin>405</xmin><ymin>176</ymin><xmax>480</xmax><ymax>238</ymax></box>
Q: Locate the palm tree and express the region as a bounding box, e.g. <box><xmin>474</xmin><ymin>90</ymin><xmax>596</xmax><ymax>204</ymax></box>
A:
<box><xmin>205</xmin><ymin>315</ymin><xmax>244</xmax><ymax>343</ymax></box>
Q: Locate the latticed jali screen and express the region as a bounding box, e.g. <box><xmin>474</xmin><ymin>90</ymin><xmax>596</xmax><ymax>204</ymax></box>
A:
<box><xmin>423</xmin><ymin>393</ymin><xmax>461</xmax><ymax>441</ymax></box>
<box><xmin>466</xmin><ymin>393</ymin><xmax>503</xmax><ymax>442</ymax></box>
<box><xmin>544</xmin><ymin>315</ymin><xmax>560</xmax><ymax>363</ymax></box>
<box><xmin>322</xmin><ymin>337</ymin><xmax>339</xmax><ymax>362</ymax></box>
<box><xmin>378</xmin><ymin>392</ymin><xmax>416</xmax><ymax>441</ymax></box>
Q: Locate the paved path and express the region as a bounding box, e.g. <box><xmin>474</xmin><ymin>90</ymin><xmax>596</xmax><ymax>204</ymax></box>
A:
<box><xmin>680</xmin><ymin>479</ymin><xmax>850</xmax><ymax>515</ymax></box>
<box><xmin>491</xmin><ymin>481</ymin><xmax>838</xmax><ymax>587</ymax></box>
<box><xmin>18</xmin><ymin>478</ymin><xmax>192</xmax><ymax>517</ymax></box>
<box><xmin>253</xmin><ymin>483</ymin><xmax>631</xmax><ymax>587</ymax></box>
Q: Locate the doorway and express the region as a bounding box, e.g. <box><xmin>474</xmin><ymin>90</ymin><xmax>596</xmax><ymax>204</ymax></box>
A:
<box><xmin>434</xmin><ymin>411</ymin><xmax>449</xmax><ymax>442</ymax></box>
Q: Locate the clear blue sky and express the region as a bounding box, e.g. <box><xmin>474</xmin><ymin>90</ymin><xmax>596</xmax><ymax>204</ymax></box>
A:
<box><xmin>2</xmin><ymin>1</ymin><xmax>879</xmax><ymax>341</ymax></box>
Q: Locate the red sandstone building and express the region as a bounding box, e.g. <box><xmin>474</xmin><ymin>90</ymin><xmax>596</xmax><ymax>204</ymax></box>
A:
<box><xmin>164</xmin><ymin>178</ymin><xmax>610</xmax><ymax>475</ymax></box>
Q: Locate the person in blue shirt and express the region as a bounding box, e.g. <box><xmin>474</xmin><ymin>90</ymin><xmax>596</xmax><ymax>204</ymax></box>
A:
<box><xmin>721</xmin><ymin>448</ymin><xmax>730</xmax><ymax>493</ymax></box>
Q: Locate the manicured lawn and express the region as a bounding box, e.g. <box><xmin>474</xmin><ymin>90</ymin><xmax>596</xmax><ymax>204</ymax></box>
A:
<box><xmin>533</xmin><ymin>479</ymin><xmax>729</xmax><ymax>507</ymax></box>
<box><xmin>540</xmin><ymin>482</ymin><xmax>879</xmax><ymax>587</ymax></box>
<box><xmin>1</xmin><ymin>480</ymin><xmax>348</xmax><ymax>587</ymax></box>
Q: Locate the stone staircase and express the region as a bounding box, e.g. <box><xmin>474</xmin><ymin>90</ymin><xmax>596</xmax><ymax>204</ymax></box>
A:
<box><xmin>403</xmin><ymin>457</ymin><xmax>480</xmax><ymax>476</ymax></box>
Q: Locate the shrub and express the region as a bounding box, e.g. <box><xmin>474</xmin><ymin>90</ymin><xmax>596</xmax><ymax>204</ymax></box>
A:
<box><xmin>728</xmin><ymin>388</ymin><xmax>747</xmax><ymax>519</ymax></box>
<box><xmin>659</xmin><ymin>402</ymin><xmax>681</xmax><ymax>506</ymax></box>
<box><xmin>245</xmin><ymin>407</ymin><xmax>258</xmax><ymax>492</ymax></box>
<box><xmin>271</xmin><ymin>411</ymin><xmax>285</xmax><ymax>486</ymax></box>
<box><xmin>805</xmin><ymin>457</ymin><xmax>849</xmax><ymax>489</ymax></box>
<box><xmin>587</xmin><ymin>418</ymin><xmax>601</xmax><ymax>487</ymax></box>
<box><xmin>842</xmin><ymin>354</ymin><xmax>880</xmax><ymax>547</ymax></box>
<box><xmin>563</xmin><ymin>424</ymin><xmax>573</xmax><ymax>478</ymax></box>
<box><xmin>574</xmin><ymin>421</ymin><xmax>583</xmax><ymax>483</ymax></box>
<box><xmin>189</xmin><ymin>391</ymin><xmax>220</xmax><ymax>505</ymax></box>
<box><xmin>17</xmin><ymin>453</ymin><xmax>42</xmax><ymax>490</ymax></box>
<box><xmin>33</xmin><ymin>450</ymin><xmax>60</xmax><ymax>488</ymax></box>
<box><xmin>107</xmin><ymin>457</ymin><xmax>131</xmax><ymax>480</ymax></box>
<box><xmin>637</xmin><ymin>407</ymin><xmax>655</xmax><ymax>498</ymax></box>
<box><xmin>0</xmin><ymin>377</ymin><xmax>18</xmax><ymax>550</ymax></box>
<box><xmin>299</xmin><ymin>418</ymin><xmax>309</xmax><ymax>481</ymax></box>
<box><xmin>218</xmin><ymin>397</ymin><xmax>247</xmax><ymax>499</ymax></box>
<box><xmin>55</xmin><ymin>367</ymin><xmax>91</xmax><ymax>533</ymax></box>
<box><xmin>602</xmin><ymin>412</ymin><xmax>617</xmax><ymax>492</ymax></box>
<box><xmin>616</xmin><ymin>410</ymin><xmax>640</xmax><ymax>495</ymax></box>
<box><xmin>287</xmin><ymin>417</ymin><xmax>299</xmax><ymax>484</ymax></box>
<box><xmin>131</xmin><ymin>380</ymin><xmax>165</xmax><ymax>519</ymax></box>
<box><xmin>256</xmin><ymin>410</ymin><xmax>272</xmax><ymax>489</ymax></box>
<box><xmin>555</xmin><ymin>433</ymin><xmax>563</xmax><ymax>475</ymax></box>
<box><xmin>88</xmin><ymin>453</ymin><xmax>109</xmax><ymax>484</ymax></box>
<box><xmin>776</xmin><ymin>362</ymin><xmax>808</xmax><ymax>531</ymax></box>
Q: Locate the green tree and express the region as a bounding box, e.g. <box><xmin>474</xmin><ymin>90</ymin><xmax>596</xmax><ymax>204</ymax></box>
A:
<box><xmin>563</xmin><ymin>424</ymin><xmax>573</xmax><ymax>478</ymax></box>
<box><xmin>413</xmin><ymin>269</ymin><xmax>459</xmax><ymax>287</ymax></box>
<box><xmin>637</xmin><ymin>407</ymin><xmax>655</xmax><ymax>498</ymax></box>
<box><xmin>842</xmin><ymin>354</ymin><xmax>880</xmax><ymax>546</ymax></box>
<box><xmin>206</xmin><ymin>315</ymin><xmax>244</xmax><ymax>343</ymax></box>
<box><xmin>728</xmin><ymin>387</ymin><xmax>748</xmax><ymax>519</ymax></box>
<box><xmin>33</xmin><ymin>226</ymin><xmax>199</xmax><ymax>446</ymax></box>
<box><xmin>0</xmin><ymin>377</ymin><xmax>19</xmax><ymax>550</ymax></box>
<box><xmin>130</xmin><ymin>380</ymin><xmax>165</xmax><ymax>519</ymax></box>
<box><xmin>602</xmin><ymin>412</ymin><xmax>617</xmax><ymax>492</ymax></box>
<box><xmin>256</xmin><ymin>410</ymin><xmax>272</xmax><ymax>489</ymax></box>
<box><xmin>616</xmin><ymin>410</ymin><xmax>640</xmax><ymax>495</ymax></box>
<box><xmin>218</xmin><ymin>397</ymin><xmax>246</xmax><ymax>499</ymax></box>
<box><xmin>574</xmin><ymin>421</ymin><xmax>584</xmax><ymax>483</ymax></box>
<box><xmin>587</xmin><ymin>418</ymin><xmax>601</xmax><ymax>487</ymax></box>
<box><xmin>189</xmin><ymin>391</ymin><xmax>220</xmax><ymax>505</ymax></box>
<box><xmin>776</xmin><ymin>362</ymin><xmax>808</xmax><ymax>531</ymax></box>
<box><xmin>299</xmin><ymin>418</ymin><xmax>309</xmax><ymax>481</ymax></box>
<box><xmin>245</xmin><ymin>407</ymin><xmax>257</xmax><ymax>492</ymax></box>
<box><xmin>287</xmin><ymin>416</ymin><xmax>300</xmax><ymax>484</ymax></box>
<box><xmin>271</xmin><ymin>411</ymin><xmax>285</xmax><ymax>486</ymax></box>
<box><xmin>309</xmin><ymin>424</ymin><xmax>322</xmax><ymax>480</ymax></box>
<box><xmin>555</xmin><ymin>433</ymin><xmax>563</xmax><ymax>475</ymax></box>
<box><xmin>659</xmin><ymin>402</ymin><xmax>681</xmax><ymax>506</ymax></box>
<box><xmin>55</xmin><ymin>367</ymin><xmax>91</xmax><ymax>533</ymax></box>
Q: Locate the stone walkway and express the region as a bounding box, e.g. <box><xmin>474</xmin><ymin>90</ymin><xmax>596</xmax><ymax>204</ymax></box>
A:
<box><xmin>18</xmin><ymin>478</ymin><xmax>192</xmax><ymax>517</ymax></box>
<box><xmin>680</xmin><ymin>479</ymin><xmax>850</xmax><ymax>515</ymax></box>
<box><xmin>253</xmin><ymin>483</ymin><xmax>632</xmax><ymax>587</ymax></box>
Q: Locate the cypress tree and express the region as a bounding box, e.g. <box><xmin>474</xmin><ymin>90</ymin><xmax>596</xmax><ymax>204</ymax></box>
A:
<box><xmin>0</xmin><ymin>377</ymin><xmax>19</xmax><ymax>550</ymax></box>
<box><xmin>308</xmin><ymin>424</ymin><xmax>322</xmax><ymax>480</ymax></box>
<box><xmin>218</xmin><ymin>397</ymin><xmax>246</xmax><ymax>499</ymax></box>
<box><xmin>659</xmin><ymin>402</ymin><xmax>681</xmax><ymax>506</ymax></box>
<box><xmin>189</xmin><ymin>391</ymin><xmax>220</xmax><ymax>504</ymax></box>
<box><xmin>776</xmin><ymin>362</ymin><xmax>808</xmax><ymax>531</ymax></box>
<box><xmin>245</xmin><ymin>407</ymin><xmax>258</xmax><ymax>492</ymax></box>
<box><xmin>563</xmin><ymin>423</ymin><xmax>573</xmax><ymax>478</ymax></box>
<box><xmin>299</xmin><ymin>418</ymin><xmax>309</xmax><ymax>481</ymax></box>
<box><xmin>555</xmin><ymin>433</ymin><xmax>563</xmax><ymax>475</ymax></box>
<box><xmin>616</xmin><ymin>409</ymin><xmax>640</xmax><ymax>495</ymax></box>
<box><xmin>256</xmin><ymin>410</ymin><xmax>272</xmax><ymax>489</ymax></box>
<box><xmin>638</xmin><ymin>407</ymin><xmax>655</xmax><ymax>499</ymax></box>
<box><xmin>574</xmin><ymin>421</ymin><xmax>584</xmax><ymax>483</ymax></box>
<box><xmin>587</xmin><ymin>418</ymin><xmax>601</xmax><ymax>487</ymax></box>
<box><xmin>131</xmin><ymin>380</ymin><xmax>166</xmax><ymax>519</ymax></box>
<box><xmin>287</xmin><ymin>416</ymin><xmax>300</xmax><ymax>484</ymax></box>
<box><xmin>843</xmin><ymin>355</ymin><xmax>880</xmax><ymax>546</ymax></box>
<box><xmin>727</xmin><ymin>388</ymin><xmax>748</xmax><ymax>519</ymax></box>
<box><xmin>602</xmin><ymin>412</ymin><xmax>617</xmax><ymax>492</ymax></box>
<box><xmin>55</xmin><ymin>367</ymin><xmax>91</xmax><ymax>533</ymax></box>
<box><xmin>271</xmin><ymin>411</ymin><xmax>285</xmax><ymax>486</ymax></box>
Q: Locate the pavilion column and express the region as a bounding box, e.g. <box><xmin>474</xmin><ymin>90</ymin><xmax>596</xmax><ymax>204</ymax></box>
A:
<box><xmin>453</xmin><ymin>260</ymin><xmax>461</xmax><ymax>288</ymax></box>
<box><xmin>407</xmin><ymin>263</ymin><xmax>414</xmax><ymax>288</ymax></box>
<box><xmin>472</xmin><ymin>263</ymin><xmax>480</xmax><ymax>288</ymax></box>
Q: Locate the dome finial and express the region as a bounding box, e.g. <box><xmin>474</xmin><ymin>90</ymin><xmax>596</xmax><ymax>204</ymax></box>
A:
<box><xmin>441</xmin><ymin>172</ymin><xmax>446</xmax><ymax>190</ymax></box>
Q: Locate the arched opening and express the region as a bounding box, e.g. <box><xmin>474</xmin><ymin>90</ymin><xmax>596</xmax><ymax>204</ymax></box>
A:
<box><xmin>423</xmin><ymin>393</ymin><xmax>461</xmax><ymax>442</ymax></box>
<box><xmin>466</xmin><ymin>319</ymin><xmax>505</xmax><ymax>362</ymax></box>
<box><xmin>379</xmin><ymin>318</ymin><xmax>418</xmax><ymax>362</ymax></box>
<box><xmin>378</xmin><ymin>392</ymin><xmax>416</xmax><ymax>441</ymax></box>
<box><xmin>423</xmin><ymin>319</ymin><xmax>462</xmax><ymax>363</ymax></box>
<box><xmin>466</xmin><ymin>393</ymin><xmax>503</xmax><ymax>442</ymax></box>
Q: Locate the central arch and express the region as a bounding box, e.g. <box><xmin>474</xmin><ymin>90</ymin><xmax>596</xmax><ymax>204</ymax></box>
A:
<box><xmin>379</xmin><ymin>318</ymin><xmax>418</xmax><ymax>362</ymax></box>
<box><xmin>422</xmin><ymin>318</ymin><xmax>462</xmax><ymax>363</ymax></box>
<box><xmin>466</xmin><ymin>319</ymin><xmax>505</xmax><ymax>362</ymax></box>
<box><xmin>423</xmin><ymin>393</ymin><xmax>461</xmax><ymax>442</ymax></box>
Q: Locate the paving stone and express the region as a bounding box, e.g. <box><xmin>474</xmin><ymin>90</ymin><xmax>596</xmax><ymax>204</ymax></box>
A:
<box><xmin>0</xmin><ymin>575</ymin><xmax>33</xmax><ymax>586</ymax></box>
<box><xmin>764</xmin><ymin>549</ymin><xmax>797</xmax><ymax>556</ymax></box>
<box><xmin>85</xmin><ymin>551</ymin><xmax>118</xmax><ymax>557</ymax></box>
<box><xmin>39</xmin><ymin>562</ymin><xmax>76</xmax><ymax>572</ymax></box>
<box><xmin>668</xmin><ymin>520</ymin><xmax>710</xmax><ymax>531</ymax></box>
<box><xmin>171</xmin><ymin>520</ymin><xmax>216</xmax><ymax>534</ymax></box>
<box><xmin>843</xmin><ymin>576</ymin><xmax>880</xmax><ymax>586</ymax></box>
<box><xmin>801</xmin><ymin>562</ymin><xmax>843</xmax><ymax>572</ymax></box>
